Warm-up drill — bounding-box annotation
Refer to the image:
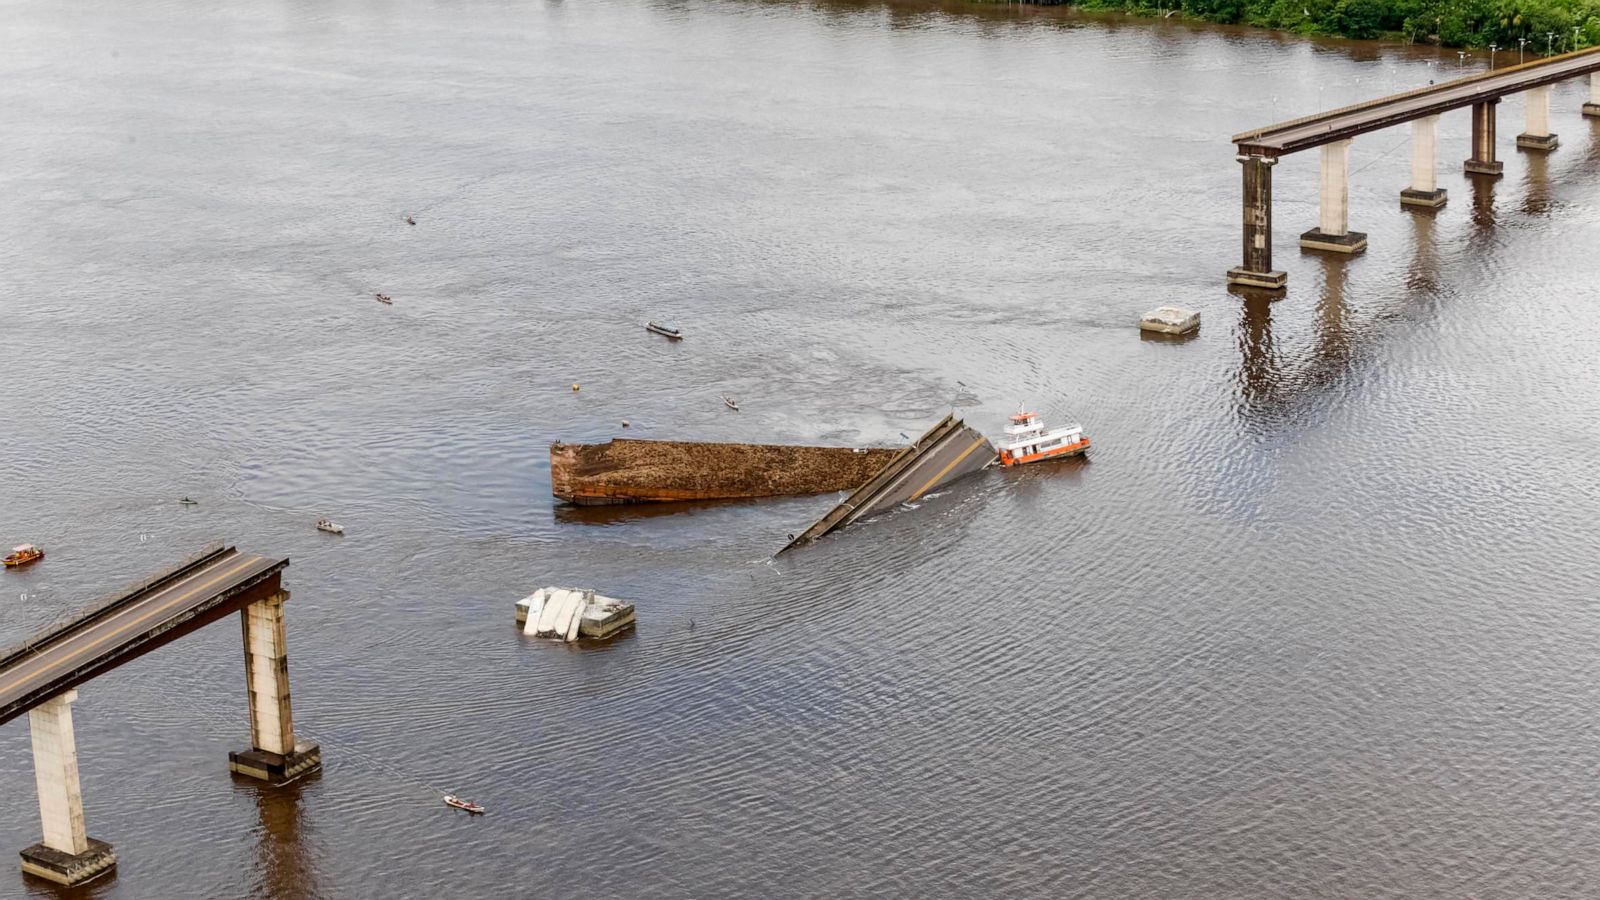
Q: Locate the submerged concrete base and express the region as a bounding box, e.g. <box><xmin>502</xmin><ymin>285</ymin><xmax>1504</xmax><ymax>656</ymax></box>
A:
<box><xmin>1464</xmin><ymin>159</ymin><xmax>1505</xmax><ymax>177</ymax></box>
<box><xmin>20</xmin><ymin>839</ymin><xmax>116</xmax><ymax>886</ymax></box>
<box><xmin>1299</xmin><ymin>228</ymin><xmax>1367</xmax><ymax>254</ymax></box>
<box><xmin>1400</xmin><ymin>187</ymin><xmax>1448</xmax><ymax>209</ymax></box>
<box><xmin>1516</xmin><ymin>132</ymin><xmax>1559</xmax><ymax>151</ymax></box>
<box><xmin>1585</xmin><ymin>103</ymin><xmax>1600</xmax><ymax>118</ymax></box>
<box><xmin>1225</xmin><ymin>267</ymin><xmax>1287</xmax><ymax>290</ymax></box>
<box><xmin>229</xmin><ymin>741</ymin><xmax>322</xmax><ymax>783</ymax></box>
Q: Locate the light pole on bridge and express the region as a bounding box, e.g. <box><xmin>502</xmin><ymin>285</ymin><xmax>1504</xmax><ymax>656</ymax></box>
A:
<box><xmin>1519</xmin><ymin>37</ymin><xmax>1527</xmax><ymax>65</ymax></box>
<box><xmin>1490</xmin><ymin>44</ymin><xmax>1499</xmax><ymax>69</ymax></box>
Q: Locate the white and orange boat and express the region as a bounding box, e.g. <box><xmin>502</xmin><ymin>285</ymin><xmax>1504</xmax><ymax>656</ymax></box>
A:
<box><xmin>997</xmin><ymin>410</ymin><xmax>1089</xmax><ymax>467</ymax></box>
<box><xmin>4</xmin><ymin>544</ymin><xmax>44</xmax><ymax>567</ymax></box>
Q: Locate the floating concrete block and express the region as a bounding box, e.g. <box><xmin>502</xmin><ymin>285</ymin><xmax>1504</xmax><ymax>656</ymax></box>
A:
<box><xmin>1138</xmin><ymin>307</ymin><xmax>1200</xmax><ymax>335</ymax></box>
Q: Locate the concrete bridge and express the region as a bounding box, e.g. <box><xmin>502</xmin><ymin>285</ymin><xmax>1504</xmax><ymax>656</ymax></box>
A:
<box><xmin>0</xmin><ymin>544</ymin><xmax>318</xmax><ymax>886</ymax></box>
<box><xmin>1227</xmin><ymin>47</ymin><xmax>1600</xmax><ymax>290</ymax></box>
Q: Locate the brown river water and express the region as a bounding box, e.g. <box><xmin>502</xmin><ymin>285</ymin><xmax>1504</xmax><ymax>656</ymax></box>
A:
<box><xmin>3</xmin><ymin>0</ymin><xmax>1600</xmax><ymax>896</ymax></box>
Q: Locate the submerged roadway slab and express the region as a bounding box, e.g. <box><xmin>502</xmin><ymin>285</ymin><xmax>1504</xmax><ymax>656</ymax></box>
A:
<box><xmin>1234</xmin><ymin>47</ymin><xmax>1600</xmax><ymax>156</ymax></box>
<box><xmin>0</xmin><ymin>546</ymin><xmax>286</xmax><ymax>727</ymax></box>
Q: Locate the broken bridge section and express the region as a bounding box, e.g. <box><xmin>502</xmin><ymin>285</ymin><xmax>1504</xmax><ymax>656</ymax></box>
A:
<box><xmin>779</xmin><ymin>414</ymin><xmax>996</xmax><ymax>553</ymax></box>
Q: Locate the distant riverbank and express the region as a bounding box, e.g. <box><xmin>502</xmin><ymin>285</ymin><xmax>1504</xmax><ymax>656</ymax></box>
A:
<box><xmin>981</xmin><ymin>0</ymin><xmax>1600</xmax><ymax>50</ymax></box>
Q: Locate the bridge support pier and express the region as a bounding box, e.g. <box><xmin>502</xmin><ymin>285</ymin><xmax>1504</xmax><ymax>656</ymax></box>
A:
<box><xmin>1301</xmin><ymin>139</ymin><xmax>1366</xmax><ymax>253</ymax></box>
<box><xmin>1465</xmin><ymin>100</ymin><xmax>1504</xmax><ymax>177</ymax></box>
<box><xmin>1401</xmin><ymin>115</ymin><xmax>1448</xmax><ymax>208</ymax></box>
<box><xmin>1226</xmin><ymin>154</ymin><xmax>1287</xmax><ymax>289</ymax></box>
<box><xmin>1585</xmin><ymin>73</ymin><xmax>1600</xmax><ymax>117</ymax></box>
<box><xmin>1517</xmin><ymin>85</ymin><xmax>1559</xmax><ymax>151</ymax></box>
<box><xmin>19</xmin><ymin>690</ymin><xmax>116</xmax><ymax>886</ymax></box>
<box><xmin>228</xmin><ymin>590</ymin><xmax>321</xmax><ymax>783</ymax></box>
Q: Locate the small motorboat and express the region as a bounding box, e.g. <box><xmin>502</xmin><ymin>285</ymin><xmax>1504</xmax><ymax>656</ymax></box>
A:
<box><xmin>645</xmin><ymin>322</ymin><xmax>683</xmax><ymax>340</ymax></box>
<box><xmin>178</xmin><ymin>497</ymin><xmax>199</xmax><ymax>505</ymax></box>
<box><xmin>723</xmin><ymin>396</ymin><xmax>739</xmax><ymax>411</ymax></box>
<box><xmin>316</xmin><ymin>519</ymin><xmax>344</xmax><ymax>535</ymax></box>
<box><xmin>443</xmin><ymin>794</ymin><xmax>485</xmax><ymax>814</ymax></box>
<box><xmin>375</xmin><ymin>293</ymin><xmax>392</xmax><ymax>305</ymax></box>
<box><xmin>4</xmin><ymin>544</ymin><xmax>44</xmax><ymax>568</ymax></box>
<box><xmin>996</xmin><ymin>410</ymin><xmax>1089</xmax><ymax>467</ymax></box>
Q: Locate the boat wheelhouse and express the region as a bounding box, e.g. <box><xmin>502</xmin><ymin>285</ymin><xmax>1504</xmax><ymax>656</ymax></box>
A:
<box><xmin>997</xmin><ymin>411</ymin><xmax>1089</xmax><ymax>467</ymax></box>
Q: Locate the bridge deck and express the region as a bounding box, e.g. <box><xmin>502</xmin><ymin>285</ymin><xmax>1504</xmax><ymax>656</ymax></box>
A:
<box><xmin>0</xmin><ymin>546</ymin><xmax>286</xmax><ymax>727</ymax></box>
<box><xmin>1234</xmin><ymin>47</ymin><xmax>1600</xmax><ymax>156</ymax></box>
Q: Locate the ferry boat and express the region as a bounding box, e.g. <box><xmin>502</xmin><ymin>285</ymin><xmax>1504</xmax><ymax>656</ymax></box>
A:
<box><xmin>997</xmin><ymin>410</ymin><xmax>1089</xmax><ymax>467</ymax></box>
<box><xmin>4</xmin><ymin>544</ymin><xmax>44</xmax><ymax>567</ymax></box>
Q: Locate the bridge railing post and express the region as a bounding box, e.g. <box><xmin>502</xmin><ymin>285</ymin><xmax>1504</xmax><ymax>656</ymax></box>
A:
<box><xmin>1466</xmin><ymin>99</ymin><xmax>1505</xmax><ymax>177</ymax></box>
<box><xmin>228</xmin><ymin>590</ymin><xmax>321</xmax><ymax>782</ymax></box>
<box><xmin>1402</xmin><ymin>115</ymin><xmax>1448</xmax><ymax>208</ymax></box>
<box><xmin>20</xmin><ymin>690</ymin><xmax>116</xmax><ymax>886</ymax></box>
<box><xmin>1226</xmin><ymin>154</ymin><xmax>1287</xmax><ymax>290</ymax></box>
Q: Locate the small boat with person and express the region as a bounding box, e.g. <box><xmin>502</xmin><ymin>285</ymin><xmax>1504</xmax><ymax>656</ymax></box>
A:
<box><xmin>375</xmin><ymin>293</ymin><xmax>392</xmax><ymax>305</ymax></box>
<box><xmin>646</xmin><ymin>321</ymin><xmax>683</xmax><ymax>340</ymax></box>
<box><xmin>316</xmin><ymin>519</ymin><xmax>344</xmax><ymax>535</ymax></box>
<box><xmin>4</xmin><ymin>544</ymin><xmax>44</xmax><ymax>568</ymax></box>
<box><xmin>178</xmin><ymin>497</ymin><xmax>198</xmax><ymax>505</ymax></box>
<box><xmin>997</xmin><ymin>410</ymin><xmax>1089</xmax><ymax>467</ymax></box>
<box><xmin>443</xmin><ymin>794</ymin><xmax>485</xmax><ymax>814</ymax></box>
<box><xmin>723</xmin><ymin>396</ymin><xmax>739</xmax><ymax>411</ymax></box>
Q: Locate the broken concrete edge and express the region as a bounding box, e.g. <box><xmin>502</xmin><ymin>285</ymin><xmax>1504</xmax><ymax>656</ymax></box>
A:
<box><xmin>20</xmin><ymin>839</ymin><xmax>116</xmax><ymax>887</ymax></box>
<box><xmin>549</xmin><ymin>439</ymin><xmax>901</xmax><ymax>506</ymax></box>
<box><xmin>778</xmin><ymin>414</ymin><xmax>996</xmax><ymax>554</ymax></box>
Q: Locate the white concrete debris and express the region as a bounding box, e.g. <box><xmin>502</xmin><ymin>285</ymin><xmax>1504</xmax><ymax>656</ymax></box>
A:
<box><xmin>1139</xmin><ymin>306</ymin><xmax>1201</xmax><ymax>335</ymax></box>
<box><xmin>517</xmin><ymin>588</ymin><xmax>636</xmax><ymax>641</ymax></box>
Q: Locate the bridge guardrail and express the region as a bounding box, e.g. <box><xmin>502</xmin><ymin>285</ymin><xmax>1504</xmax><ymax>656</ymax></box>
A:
<box><xmin>0</xmin><ymin>542</ymin><xmax>232</xmax><ymax>671</ymax></box>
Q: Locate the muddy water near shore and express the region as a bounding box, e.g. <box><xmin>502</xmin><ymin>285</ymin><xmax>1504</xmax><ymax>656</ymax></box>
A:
<box><xmin>2</xmin><ymin>0</ymin><xmax>1599</xmax><ymax>896</ymax></box>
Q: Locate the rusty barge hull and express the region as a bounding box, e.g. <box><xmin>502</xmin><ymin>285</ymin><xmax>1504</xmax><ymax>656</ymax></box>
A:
<box><xmin>550</xmin><ymin>439</ymin><xmax>901</xmax><ymax>506</ymax></box>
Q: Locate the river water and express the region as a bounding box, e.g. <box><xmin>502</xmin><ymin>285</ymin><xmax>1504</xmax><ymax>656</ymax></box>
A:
<box><xmin>3</xmin><ymin>0</ymin><xmax>1600</xmax><ymax>896</ymax></box>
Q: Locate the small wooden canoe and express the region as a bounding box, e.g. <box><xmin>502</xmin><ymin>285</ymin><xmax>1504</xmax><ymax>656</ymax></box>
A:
<box><xmin>646</xmin><ymin>322</ymin><xmax>682</xmax><ymax>340</ymax></box>
<box><xmin>443</xmin><ymin>794</ymin><xmax>485</xmax><ymax>814</ymax></box>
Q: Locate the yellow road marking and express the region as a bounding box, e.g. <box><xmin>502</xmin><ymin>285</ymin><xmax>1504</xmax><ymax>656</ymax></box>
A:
<box><xmin>0</xmin><ymin>555</ymin><xmax>262</xmax><ymax>697</ymax></box>
<box><xmin>910</xmin><ymin>436</ymin><xmax>991</xmax><ymax>502</ymax></box>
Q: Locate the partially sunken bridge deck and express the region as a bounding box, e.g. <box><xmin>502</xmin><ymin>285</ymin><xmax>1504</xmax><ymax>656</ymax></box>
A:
<box><xmin>0</xmin><ymin>544</ymin><xmax>287</xmax><ymax>727</ymax></box>
<box><xmin>550</xmin><ymin>438</ymin><xmax>901</xmax><ymax>505</ymax></box>
<box><xmin>780</xmin><ymin>413</ymin><xmax>996</xmax><ymax>553</ymax></box>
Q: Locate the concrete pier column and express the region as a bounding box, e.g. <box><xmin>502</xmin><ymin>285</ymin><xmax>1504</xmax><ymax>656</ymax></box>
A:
<box><xmin>1465</xmin><ymin>99</ymin><xmax>1505</xmax><ymax>177</ymax></box>
<box><xmin>1401</xmin><ymin>115</ymin><xmax>1448</xmax><ymax>208</ymax></box>
<box><xmin>1585</xmin><ymin>73</ymin><xmax>1600</xmax><ymax>118</ymax></box>
<box><xmin>1226</xmin><ymin>154</ymin><xmax>1287</xmax><ymax>290</ymax></box>
<box><xmin>1517</xmin><ymin>85</ymin><xmax>1559</xmax><ymax>151</ymax></box>
<box><xmin>229</xmin><ymin>590</ymin><xmax>321</xmax><ymax>782</ymax></box>
<box><xmin>1300</xmin><ymin>139</ymin><xmax>1367</xmax><ymax>253</ymax></box>
<box><xmin>19</xmin><ymin>690</ymin><xmax>116</xmax><ymax>886</ymax></box>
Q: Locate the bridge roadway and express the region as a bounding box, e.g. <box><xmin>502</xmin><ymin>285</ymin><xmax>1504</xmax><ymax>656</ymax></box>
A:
<box><xmin>0</xmin><ymin>545</ymin><xmax>287</xmax><ymax>727</ymax></box>
<box><xmin>1235</xmin><ymin>47</ymin><xmax>1600</xmax><ymax>155</ymax></box>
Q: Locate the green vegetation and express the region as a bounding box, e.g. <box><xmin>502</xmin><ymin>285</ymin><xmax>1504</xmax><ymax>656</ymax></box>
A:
<box><xmin>1060</xmin><ymin>0</ymin><xmax>1600</xmax><ymax>49</ymax></box>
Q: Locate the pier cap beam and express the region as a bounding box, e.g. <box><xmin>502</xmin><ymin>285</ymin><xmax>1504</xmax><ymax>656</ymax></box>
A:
<box><xmin>20</xmin><ymin>690</ymin><xmax>116</xmax><ymax>886</ymax></box>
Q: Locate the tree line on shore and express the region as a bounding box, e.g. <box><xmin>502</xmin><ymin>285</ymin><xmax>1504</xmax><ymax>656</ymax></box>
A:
<box><xmin>1028</xmin><ymin>0</ymin><xmax>1600</xmax><ymax>49</ymax></box>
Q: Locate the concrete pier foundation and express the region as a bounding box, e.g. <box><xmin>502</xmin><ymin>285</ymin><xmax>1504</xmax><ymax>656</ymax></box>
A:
<box><xmin>1401</xmin><ymin>115</ymin><xmax>1448</xmax><ymax>208</ymax></box>
<box><xmin>1465</xmin><ymin>100</ymin><xmax>1504</xmax><ymax>176</ymax></box>
<box><xmin>20</xmin><ymin>691</ymin><xmax>116</xmax><ymax>886</ymax></box>
<box><xmin>1517</xmin><ymin>85</ymin><xmax>1559</xmax><ymax>150</ymax></box>
<box><xmin>1585</xmin><ymin>73</ymin><xmax>1600</xmax><ymax>118</ymax></box>
<box><xmin>229</xmin><ymin>591</ymin><xmax>321</xmax><ymax>782</ymax></box>
<box><xmin>1226</xmin><ymin>154</ymin><xmax>1287</xmax><ymax>289</ymax></box>
<box><xmin>1300</xmin><ymin>139</ymin><xmax>1367</xmax><ymax>253</ymax></box>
